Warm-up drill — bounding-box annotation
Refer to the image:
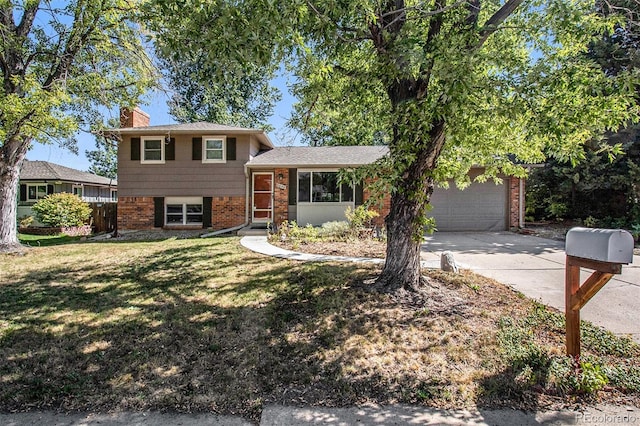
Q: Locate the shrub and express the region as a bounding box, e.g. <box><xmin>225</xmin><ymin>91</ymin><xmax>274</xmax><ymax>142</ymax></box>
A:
<box><xmin>320</xmin><ymin>221</ymin><xmax>350</xmax><ymax>238</ymax></box>
<box><xmin>269</xmin><ymin>220</ymin><xmax>319</xmax><ymax>242</ymax></box>
<box><xmin>344</xmin><ymin>205</ymin><xmax>380</xmax><ymax>238</ymax></box>
<box><xmin>18</xmin><ymin>215</ymin><xmax>34</xmax><ymax>228</ymax></box>
<box><xmin>31</xmin><ymin>193</ymin><xmax>92</xmax><ymax>227</ymax></box>
<box><xmin>583</xmin><ymin>216</ymin><xmax>598</xmax><ymax>228</ymax></box>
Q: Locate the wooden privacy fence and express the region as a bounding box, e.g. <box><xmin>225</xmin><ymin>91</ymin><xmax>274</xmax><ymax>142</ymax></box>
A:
<box><xmin>88</xmin><ymin>202</ymin><xmax>117</xmax><ymax>233</ymax></box>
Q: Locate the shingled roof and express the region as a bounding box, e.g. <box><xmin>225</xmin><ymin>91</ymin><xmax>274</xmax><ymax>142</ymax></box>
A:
<box><xmin>246</xmin><ymin>146</ymin><xmax>389</xmax><ymax>168</ymax></box>
<box><xmin>20</xmin><ymin>160</ymin><xmax>116</xmax><ymax>186</ymax></box>
<box><xmin>111</xmin><ymin>122</ymin><xmax>274</xmax><ymax>148</ymax></box>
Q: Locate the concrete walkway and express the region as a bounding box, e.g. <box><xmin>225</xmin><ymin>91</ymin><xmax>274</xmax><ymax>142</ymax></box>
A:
<box><xmin>2</xmin><ymin>404</ymin><xmax>638</xmax><ymax>425</ymax></box>
<box><xmin>240</xmin><ymin>235</ymin><xmax>441</xmax><ymax>268</ymax></box>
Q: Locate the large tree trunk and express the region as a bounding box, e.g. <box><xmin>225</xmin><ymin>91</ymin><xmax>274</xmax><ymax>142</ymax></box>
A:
<box><xmin>376</xmin><ymin>121</ymin><xmax>445</xmax><ymax>292</ymax></box>
<box><xmin>376</xmin><ymin>188</ymin><xmax>427</xmax><ymax>292</ymax></box>
<box><xmin>0</xmin><ymin>138</ymin><xmax>29</xmax><ymax>252</ymax></box>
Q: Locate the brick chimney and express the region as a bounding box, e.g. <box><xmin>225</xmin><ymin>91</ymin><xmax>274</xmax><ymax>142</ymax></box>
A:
<box><xmin>120</xmin><ymin>107</ymin><xmax>150</xmax><ymax>128</ymax></box>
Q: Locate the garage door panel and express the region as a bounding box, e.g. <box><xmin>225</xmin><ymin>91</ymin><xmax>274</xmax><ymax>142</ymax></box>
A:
<box><xmin>428</xmin><ymin>180</ymin><xmax>508</xmax><ymax>231</ymax></box>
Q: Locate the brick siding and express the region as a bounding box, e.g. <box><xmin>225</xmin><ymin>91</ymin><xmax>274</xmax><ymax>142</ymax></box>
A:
<box><xmin>120</xmin><ymin>107</ymin><xmax>150</xmax><ymax>128</ymax></box>
<box><xmin>363</xmin><ymin>181</ymin><xmax>390</xmax><ymax>228</ymax></box>
<box><xmin>211</xmin><ymin>196</ymin><xmax>246</xmax><ymax>229</ymax></box>
<box><xmin>509</xmin><ymin>177</ymin><xmax>523</xmax><ymax>229</ymax></box>
<box><xmin>273</xmin><ymin>168</ymin><xmax>289</xmax><ymax>226</ymax></box>
<box><xmin>117</xmin><ymin>196</ymin><xmax>155</xmax><ymax>230</ymax></box>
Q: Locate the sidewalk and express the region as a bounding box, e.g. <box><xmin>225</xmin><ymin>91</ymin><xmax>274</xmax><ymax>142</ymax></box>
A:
<box><xmin>1</xmin><ymin>404</ymin><xmax>638</xmax><ymax>425</ymax></box>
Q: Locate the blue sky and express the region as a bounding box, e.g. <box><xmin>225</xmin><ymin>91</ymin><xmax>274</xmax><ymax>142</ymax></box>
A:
<box><xmin>26</xmin><ymin>76</ymin><xmax>299</xmax><ymax>172</ymax></box>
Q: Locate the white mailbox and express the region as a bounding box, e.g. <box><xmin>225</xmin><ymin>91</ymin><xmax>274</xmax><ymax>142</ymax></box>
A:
<box><xmin>565</xmin><ymin>227</ymin><xmax>634</xmax><ymax>264</ymax></box>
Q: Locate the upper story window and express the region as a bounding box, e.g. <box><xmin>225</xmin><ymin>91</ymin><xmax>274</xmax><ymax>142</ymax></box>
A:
<box><xmin>298</xmin><ymin>171</ymin><xmax>354</xmax><ymax>203</ymax></box>
<box><xmin>27</xmin><ymin>184</ymin><xmax>47</xmax><ymax>202</ymax></box>
<box><xmin>110</xmin><ymin>189</ymin><xmax>118</xmax><ymax>201</ymax></box>
<box><xmin>202</xmin><ymin>135</ymin><xmax>226</xmax><ymax>163</ymax></box>
<box><xmin>141</xmin><ymin>136</ymin><xmax>165</xmax><ymax>164</ymax></box>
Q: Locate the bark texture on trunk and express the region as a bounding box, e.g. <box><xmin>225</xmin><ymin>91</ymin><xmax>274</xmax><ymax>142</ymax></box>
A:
<box><xmin>376</xmin><ymin>190</ymin><xmax>424</xmax><ymax>292</ymax></box>
<box><xmin>0</xmin><ymin>138</ymin><xmax>29</xmax><ymax>251</ymax></box>
<box><xmin>376</xmin><ymin>123</ymin><xmax>445</xmax><ymax>292</ymax></box>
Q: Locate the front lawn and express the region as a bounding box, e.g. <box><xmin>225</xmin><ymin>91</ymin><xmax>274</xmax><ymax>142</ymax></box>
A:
<box><xmin>18</xmin><ymin>232</ymin><xmax>83</xmax><ymax>247</ymax></box>
<box><xmin>1</xmin><ymin>237</ymin><xmax>638</xmax><ymax>422</ymax></box>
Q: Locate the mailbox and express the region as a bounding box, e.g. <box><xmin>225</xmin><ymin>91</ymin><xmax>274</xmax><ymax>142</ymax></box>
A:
<box><xmin>565</xmin><ymin>227</ymin><xmax>634</xmax><ymax>264</ymax></box>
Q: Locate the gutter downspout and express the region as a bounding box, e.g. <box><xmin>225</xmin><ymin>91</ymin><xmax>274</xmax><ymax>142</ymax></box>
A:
<box><xmin>200</xmin><ymin>164</ymin><xmax>251</xmax><ymax>238</ymax></box>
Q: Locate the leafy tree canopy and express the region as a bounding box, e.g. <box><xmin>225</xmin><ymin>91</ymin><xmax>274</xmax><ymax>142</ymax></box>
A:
<box><xmin>0</xmin><ymin>0</ymin><xmax>158</xmax><ymax>249</ymax></box>
<box><xmin>148</xmin><ymin>0</ymin><xmax>640</xmax><ymax>291</ymax></box>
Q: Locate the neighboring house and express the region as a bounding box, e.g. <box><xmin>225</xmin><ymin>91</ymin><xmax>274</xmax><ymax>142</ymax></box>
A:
<box><xmin>18</xmin><ymin>160</ymin><xmax>117</xmax><ymax>223</ymax></box>
<box><xmin>114</xmin><ymin>108</ymin><xmax>525</xmax><ymax>232</ymax></box>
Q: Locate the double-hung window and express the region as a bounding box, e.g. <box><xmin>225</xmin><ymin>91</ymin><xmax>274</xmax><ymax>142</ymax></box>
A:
<box><xmin>298</xmin><ymin>171</ymin><xmax>354</xmax><ymax>203</ymax></box>
<box><xmin>27</xmin><ymin>184</ymin><xmax>47</xmax><ymax>202</ymax></box>
<box><xmin>202</xmin><ymin>136</ymin><xmax>226</xmax><ymax>163</ymax></box>
<box><xmin>141</xmin><ymin>136</ymin><xmax>165</xmax><ymax>164</ymax></box>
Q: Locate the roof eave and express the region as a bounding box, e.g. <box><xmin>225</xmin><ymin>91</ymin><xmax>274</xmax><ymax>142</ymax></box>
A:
<box><xmin>106</xmin><ymin>128</ymin><xmax>275</xmax><ymax>149</ymax></box>
<box><xmin>246</xmin><ymin>163</ymin><xmax>370</xmax><ymax>169</ymax></box>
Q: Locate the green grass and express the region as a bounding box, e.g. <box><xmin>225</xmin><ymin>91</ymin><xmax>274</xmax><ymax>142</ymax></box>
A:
<box><xmin>18</xmin><ymin>233</ymin><xmax>82</xmax><ymax>247</ymax></box>
<box><xmin>1</xmin><ymin>237</ymin><xmax>639</xmax><ymax>421</ymax></box>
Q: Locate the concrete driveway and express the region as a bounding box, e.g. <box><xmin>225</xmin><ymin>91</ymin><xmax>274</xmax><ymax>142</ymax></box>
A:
<box><xmin>420</xmin><ymin>232</ymin><xmax>640</xmax><ymax>342</ymax></box>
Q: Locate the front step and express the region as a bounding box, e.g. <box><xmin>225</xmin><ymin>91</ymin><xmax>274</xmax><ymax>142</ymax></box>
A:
<box><xmin>237</xmin><ymin>225</ymin><xmax>269</xmax><ymax>236</ymax></box>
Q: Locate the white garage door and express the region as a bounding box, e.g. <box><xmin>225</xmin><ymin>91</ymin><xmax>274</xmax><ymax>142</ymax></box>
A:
<box><xmin>427</xmin><ymin>180</ymin><xmax>508</xmax><ymax>231</ymax></box>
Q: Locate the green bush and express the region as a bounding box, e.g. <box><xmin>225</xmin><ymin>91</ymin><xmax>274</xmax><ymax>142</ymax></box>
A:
<box><xmin>345</xmin><ymin>205</ymin><xmax>379</xmax><ymax>231</ymax></box>
<box><xmin>319</xmin><ymin>221</ymin><xmax>350</xmax><ymax>238</ymax></box>
<box><xmin>31</xmin><ymin>192</ymin><xmax>92</xmax><ymax>227</ymax></box>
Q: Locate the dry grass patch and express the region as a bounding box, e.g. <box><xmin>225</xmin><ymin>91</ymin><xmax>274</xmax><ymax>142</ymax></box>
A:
<box><xmin>1</xmin><ymin>237</ymin><xmax>639</xmax><ymax>423</ymax></box>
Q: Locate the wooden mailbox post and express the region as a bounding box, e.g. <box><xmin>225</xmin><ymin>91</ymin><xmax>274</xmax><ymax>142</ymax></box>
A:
<box><xmin>565</xmin><ymin>228</ymin><xmax>634</xmax><ymax>358</ymax></box>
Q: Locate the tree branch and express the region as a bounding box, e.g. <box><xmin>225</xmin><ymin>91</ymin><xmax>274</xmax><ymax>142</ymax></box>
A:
<box><xmin>476</xmin><ymin>0</ymin><xmax>525</xmax><ymax>48</ymax></box>
<box><xmin>16</xmin><ymin>1</ymin><xmax>40</xmax><ymax>39</ymax></box>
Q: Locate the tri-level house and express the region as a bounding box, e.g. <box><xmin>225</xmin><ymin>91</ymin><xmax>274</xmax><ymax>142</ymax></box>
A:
<box><xmin>114</xmin><ymin>108</ymin><xmax>526</xmax><ymax>232</ymax></box>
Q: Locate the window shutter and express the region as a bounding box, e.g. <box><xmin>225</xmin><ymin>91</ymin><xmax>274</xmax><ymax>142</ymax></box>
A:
<box><xmin>154</xmin><ymin>197</ymin><xmax>164</xmax><ymax>227</ymax></box>
<box><xmin>47</xmin><ymin>184</ymin><xmax>54</xmax><ymax>195</ymax></box>
<box><xmin>203</xmin><ymin>197</ymin><xmax>212</xmax><ymax>229</ymax></box>
<box><xmin>19</xmin><ymin>184</ymin><xmax>26</xmax><ymax>202</ymax></box>
<box><xmin>355</xmin><ymin>183</ymin><xmax>364</xmax><ymax>206</ymax></box>
<box><xmin>288</xmin><ymin>168</ymin><xmax>297</xmax><ymax>206</ymax></box>
<box><xmin>192</xmin><ymin>137</ymin><xmax>202</xmax><ymax>160</ymax></box>
<box><xmin>131</xmin><ymin>137</ymin><xmax>140</xmax><ymax>161</ymax></box>
<box><xmin>227</xmin><ymin>137</ymin><xmax>236</xmax><ymax>161</ymax></box>
<box><xmin>166</xmin><ymin>138</ymin><xmax>175</xmax><ymax>160</ymax></box>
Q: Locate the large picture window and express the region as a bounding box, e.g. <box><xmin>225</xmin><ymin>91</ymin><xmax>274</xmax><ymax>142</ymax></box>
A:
<box><xmin>298</xmin><ymin>171</ymin><xmax>353</xmax><ymax>203</ymax></box>
<box><xmin>141</xmin><ymin>136</ymin><xmax>165</xmax><ymax>164</ymax></box>
<box><xmin>202</xmin><ymin>135</ymin><xmax>226</xmax><ymax>163</ymax></box>
<box><xmin>165</xmin><ymin>197</ymin><xmax>203</xmax><ymax>225</ymax></box>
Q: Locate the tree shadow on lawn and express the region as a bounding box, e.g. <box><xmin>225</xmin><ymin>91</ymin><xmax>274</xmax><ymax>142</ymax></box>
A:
<box><xmin>0</xmin><ymin>239</ymin><xmax>602</xmax><ymax>422</ymax></box>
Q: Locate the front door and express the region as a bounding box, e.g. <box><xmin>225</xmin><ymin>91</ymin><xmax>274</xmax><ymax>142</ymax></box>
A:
<box><xmin>252</xmin><ymin>172</ymin><xmax>273</xmax><ymax>223</ymax></box>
